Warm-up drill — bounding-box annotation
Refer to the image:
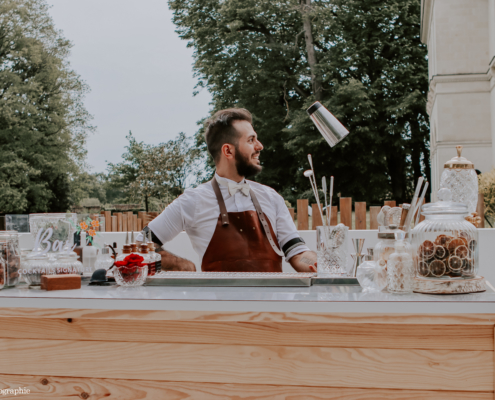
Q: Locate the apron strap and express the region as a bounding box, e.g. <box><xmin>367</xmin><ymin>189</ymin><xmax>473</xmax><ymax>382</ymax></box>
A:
<box><xmin>211</xmin><ymin>178</ymin><xmax>229</xmax><ymax>226</ymax></box>
<box><xmin>249</xmin><ymin>188</ymin><xmax>284</xmax><ymax>257</ymax></box>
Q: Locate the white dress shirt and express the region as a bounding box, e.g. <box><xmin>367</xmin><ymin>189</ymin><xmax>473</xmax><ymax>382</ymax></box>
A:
<box><xmin>147</xmin><ymin>173</ymin><xmax>310</xmax><ymax>264</ymax></box>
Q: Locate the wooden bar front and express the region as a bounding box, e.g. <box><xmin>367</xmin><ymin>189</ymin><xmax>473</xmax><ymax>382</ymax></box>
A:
<box><xmin>0</xmin><ymin>307</ymin><xmax>492</xmax><ymax>399</ymax></box>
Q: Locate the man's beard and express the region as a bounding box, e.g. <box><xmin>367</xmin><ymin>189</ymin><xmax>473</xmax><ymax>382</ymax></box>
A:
<box><xmin>235</xmin><ymin>148</ymin><xmax>262</xmax><ymax>178</ymax></box>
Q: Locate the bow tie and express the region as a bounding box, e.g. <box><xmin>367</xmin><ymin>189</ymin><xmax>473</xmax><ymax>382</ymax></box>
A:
<box><xmin>226</xmin><ymin>181</ymin><xmax>250</xmax><ymax>197</ymax></box>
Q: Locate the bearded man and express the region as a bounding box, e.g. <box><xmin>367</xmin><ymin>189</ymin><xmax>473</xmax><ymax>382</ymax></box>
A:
<box><xmin>143</xmin><ymin>108</ymin><xmax>317</xmax><ymax>272</ymax></box>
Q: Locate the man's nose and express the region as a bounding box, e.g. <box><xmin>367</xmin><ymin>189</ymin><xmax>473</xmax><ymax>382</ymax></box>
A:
<box><xmin>256</xmin><ymin>140</ymin><xmax>263</xmax><ymax>151</ymax></box>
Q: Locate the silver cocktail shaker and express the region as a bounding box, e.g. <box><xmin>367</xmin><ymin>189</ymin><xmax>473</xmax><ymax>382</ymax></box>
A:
<box><xmin>307</xmin><ymin>102</ymin><xmax>349</xmax><ymax>147</ymax></box>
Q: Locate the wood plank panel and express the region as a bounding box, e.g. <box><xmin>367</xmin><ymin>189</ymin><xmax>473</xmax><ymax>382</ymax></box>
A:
<box><xmin>133</xmin><ymin>214</ymin><xmax>138</xmax><ymax>231</ymax></box>
<box><xmin>477</xmin><ymin>193</ymin><xmax>485</xmax><ymax>228</ymax></box>
<box><xmin>0</xmin><ymin>319</ymin><xmax>491</xmax><ymax>350</ymax></box>
<box><xmin>355</xmin><ymin>202</ymin><xmax>366</xmax><ymax>229</ymax></box>
<box><xmin>340</xmin><ymin>197</ymin><xmax>352</xmax><ymax>228</ymax></box>
<box><xmin>297</xmin><ymin>199</ymin><xmax>309</xmax><ymax>230</ymax></box>
<box><xmin>104</xmin><ymin>211</ymin><xmax>112</xmax><ymax>232</ymax></box>
<box><xmin>370</xmin><ymin>206</ymin><xmax>381</xmax><ymax>229</ymax></box>
<box><xmin>0</xmin><ymin>374</ymin><xmax>491</xmax><ymax>400</ymax></box>
<box><xmin>330</xmin><ymin>205</ymin><xmax>338</xmax><ymax>225</ymax></box>
<box><xmin>1</xmin><ymin>308</ymin><xmax>495</xmax><ymax>325</ymax></box>
<box><xmin>111</xmin><ymin>216</ymin><xmax>117</xmax><ymax>232</ymax></box>
<box><xmin>384</xmin><ymin>200</ymin><xmax>396</xmax><ymax>207</ymax></box>
<box><xmin>311</xmin><ymin>203</ymin><xmax>323</xmax><ymax>229</ymax></box>
<box><xmin>137</xmin><ymin>218</ymin><xmax>142</xmax><ymax>232</ymax></box>
<box><xmin>122</xmin><ymin>213</ymin><xmax>127</xmax><ymax>232</ymax></box>
<box><xmin>288</xmin><ymin>208</ymin><xmax>295</xmax><ymax>221</ymax></box>
<box><xmin>115</xmin><ymin>213</ymin><xmax>122</xmax><ymax>232</ymax></box>
<box><xmin>0</xmin><ymin>339</ymin><xmax>491</xmax><ymax>390</ymax></box>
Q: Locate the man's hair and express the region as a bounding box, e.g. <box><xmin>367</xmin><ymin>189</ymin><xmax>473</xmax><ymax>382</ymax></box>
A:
<box><xmin>204</xmin><ymin>108</ymin><xmax>252</xmax><ymax>161</ymax></box>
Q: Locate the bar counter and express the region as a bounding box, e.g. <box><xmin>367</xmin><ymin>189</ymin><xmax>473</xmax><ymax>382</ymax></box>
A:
<box><xmin>0</xmin><ymin>283</ymin><xmax>494</xmax><ymax>399</ymax></box>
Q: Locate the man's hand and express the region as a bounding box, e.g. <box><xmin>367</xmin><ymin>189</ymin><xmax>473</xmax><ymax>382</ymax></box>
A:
<box><xmin>156</xmin><ymin>248</ymin><xmax>196</xmax><ymax>271</ymax></box>
<box><xmin>289</xmin><ymin>251</ymin><xmax>317</xmax><ymax>273</ymax></box>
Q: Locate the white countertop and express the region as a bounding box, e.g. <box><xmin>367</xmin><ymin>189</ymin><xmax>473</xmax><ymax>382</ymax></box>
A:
<box><xmin>0</xmin><ymin>283</ymin><xmax>494</xmax><ymax>314</ymax></box>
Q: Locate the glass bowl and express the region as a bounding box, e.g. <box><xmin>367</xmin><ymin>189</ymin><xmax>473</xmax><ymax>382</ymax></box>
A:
<box><xmin>114</xmin><ymin>265</ymin><xmax>148</xmax><ymax>287</ymax></box>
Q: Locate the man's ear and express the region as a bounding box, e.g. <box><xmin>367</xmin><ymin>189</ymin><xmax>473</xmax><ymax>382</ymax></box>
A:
<box><xmin>221</xmin><ymin>143</ymin><xmax>235</xmax><ymax>160</ymax></box>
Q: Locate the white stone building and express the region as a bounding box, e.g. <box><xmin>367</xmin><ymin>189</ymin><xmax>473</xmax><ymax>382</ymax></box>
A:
<box><xmin>421</xmin><ymin>0</ymin><xmax>495</xmax><ymax>197</ymax></box>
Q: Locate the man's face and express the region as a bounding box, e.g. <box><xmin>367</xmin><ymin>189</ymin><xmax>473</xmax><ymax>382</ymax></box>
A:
<box><xmin>232</xmin><ymin>120</ymin><xmax>264</xmax><ymax>178</ymax></box>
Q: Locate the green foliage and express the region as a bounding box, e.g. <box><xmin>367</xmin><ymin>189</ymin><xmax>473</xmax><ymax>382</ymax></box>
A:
<box><xmin>108</xmin><ymin>131</ymin><xmax>205</xmax><ymax>211</ymax></box>
<box><xmin>0</xmin><ymin>0</ymin><xmax>93</xmax><ymax>214</ymax></box>
<box><xmin>169</xmin><ymin>0</ymin><xmax>429</xmax><ymax>205</ymax></box>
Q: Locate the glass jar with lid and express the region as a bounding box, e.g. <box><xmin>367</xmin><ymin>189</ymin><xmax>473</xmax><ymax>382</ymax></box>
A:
<box><xmin>0</xmin><ymin>244</ymin><xmax>7</xmax><ymax>289</ymax></box>
<box><xmin>23</xmin><ymin>252</ymin><xmax>54</xmax><ymax>287</ymax></box>
<box><xmin>439</xmin><ymin>146</ymin><xmax>478</xmax><ymax>214</ymax></box>
<box><xmin>0</xmin><ymin>231</ymin><xmax>21</xmax><ymax>287</ymax></box>
<box><xmin>373</xmin><ymin>225</ymin><xmax>413</xmax><ymax>268</ymax></box>
<box><xmin>411</xmin><ymin>188</ymin><xmax>478</xmax><ymax>279</ymax></box>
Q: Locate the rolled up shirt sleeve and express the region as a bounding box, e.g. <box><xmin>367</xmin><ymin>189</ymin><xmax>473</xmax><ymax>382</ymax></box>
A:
<box><xmin>272</xmin><ymin>191</ymin><xmax>311</xmax><ymax>261</ymax></box>
<box><xmin>147</xmin><ymin>189</ymin><xmax>195</xmax><ymax>245</ymax></box>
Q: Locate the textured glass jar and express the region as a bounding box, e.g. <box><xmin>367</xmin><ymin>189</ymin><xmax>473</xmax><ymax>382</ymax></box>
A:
<box><xmin>23</xmin><ymin>253</ymin><xmax>54</xmax><ymax>286</ymax></box>
<box><xmin>411</xmin><ymin>189</ymin><xmax>478</xmax><ymax>279</ymax></box>
<box><xmin>439</xmin><ymin>146</ymin><xmax>478</xmax><ymax>214</ymax></box>
<box><xmin>0</xmin><ymin>231</ymin><xmax>21</xmax><ymax>287</ymax></box>
<box><xmin>373</xmin><ymin>226</ymin><xmax>413</xmax><ymax>268</ymax></box>
<box><xmin>316</xmin><ymin>224</ymin><xmax>349</xmax><ymax>276</ymax></box>
<box><xmin>95</xmin><ymin>248</ymin><xmax>114</xmax><ymax>271</ymax></box>
<box><xmin>54</xmin><ymin>253</ymin><xmax>82</xmax><ymax>275</ymax></box>
<box><xmin>387</xmin><ymin>240</ymin><xmax>414</xmax><ymax>293</ymax></box>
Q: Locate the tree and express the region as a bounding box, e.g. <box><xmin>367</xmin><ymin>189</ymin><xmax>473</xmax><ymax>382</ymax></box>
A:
<box><xmin>108</xmin><ymin>132</ymin><xmax>204</xmax><ymax>211</ymax></box>
<box><xmin>0</xmin><ymin>0</ymin><xmax>93</xmax><ymax>214</ymax></box>
<box><xmin>169</xmin><ymin>0</ymin><xmax>429</xmax><ymax>205</ymax></box>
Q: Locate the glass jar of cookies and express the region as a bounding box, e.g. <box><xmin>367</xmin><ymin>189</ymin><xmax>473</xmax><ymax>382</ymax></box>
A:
<box><xmin>411</xmin><ymin>188</ymin><xmax>478</xmax><ymax>279</ymax></box>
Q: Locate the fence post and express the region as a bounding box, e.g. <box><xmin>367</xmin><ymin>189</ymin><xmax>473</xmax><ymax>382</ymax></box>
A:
<box><xmin>384</xmin><ymin>200</ymin><xmax>396</xmax><ymax>208</ymax></box>
<box><xmin>355</xmin><ymin>202</ymin><xmax>367</xmax><ymax>230</ymax></box>
<box><xmin>122</xmin><ymin>213</ymin><xmax>128</xmax><ymax>232</ymax></box>
<box><xmin>297</xmin><ymin>199</ymin><xmax>309</xmax><ymax>230</ymax></box>
<box><xmin>115</xmin><ymin>213</ymin><xmax>122</xmax><ymax>232</ymax></box>
<box><xmin>311</xmin><ymin>204</ymin><xmax>323</xmax><ymax>229</ymax></box>
<box><xmin>370</xmin><ymin>206</ymin><xmax>381</xmax><ymax>229</ymax></box>
<box><xmin>477</xmin><ymin>193</ymin><xmax>485</xmax><ymax>228</ymax></box>
<box><xmin>340</xmin><ymin>198</ymin><xmax>352</xmax><ymax>228</ymax></box>
<box><xmin>288</xmin><ymin>208</ymin><xmax>295</xmax><ymax>221</ymax></box>
<box><xmin>111</xmin><ymin>216</ymin><xmax>117</xmax><ymax>232</ymax></box>
<box><xmin>330</xmin><ymin>206</ymin><xmax>338</xmax><ymax>226</ymax></box>
<box><xmin>104</xmin><ymin>211</ymin><xmax>112</xmax><ymax>232</ymax></box>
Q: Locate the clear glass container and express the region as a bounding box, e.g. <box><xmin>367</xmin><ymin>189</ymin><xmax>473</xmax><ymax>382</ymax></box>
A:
<box><xmin>439</xmin><ymin>146</ymin><xmax>478</xmax><ymax>213</ymax></box>
<box><xmin>0</xmin><ymin>231</ymin><xmax>21</xmax><ymax>287</ymax></box>
<box><xmin>387</xmin><ymin>239</ymin><xmax>414</xmax><ymax>294</ymax></box>
<box><xmin>23</xmin><ymin>253</ymin><xmax>55</xmax><ymax>286</ymax></box>
<box><xmin>411</xmin><ymin>188</ymin><xmax>478</xmax><ymax>279</ymax></box>
<box><xmin>95</xmin><ymin>248</ymin><xmax>114</xmax><ymax>270</ymax></box>
<box><xmin>316</xmin><ymin>224</ymin><xmax>348</xmax><ymax>276</ymax></box>
<box><xmin>114</xmin><ymin>265</ymin><xmax>147</xmax><ymax>287</ymax></box>
<box><xmin>53</xmin><ymin>253</ymin><xmax>81</xmax><ymax>275</ymax></box>
<box><xmin>373</xmin><ymin>226</ymin><xmax>413</xmax><ymax>268</ymax></box>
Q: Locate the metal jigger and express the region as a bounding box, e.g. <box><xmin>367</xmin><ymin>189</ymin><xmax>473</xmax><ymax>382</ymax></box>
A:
<box><xmin>350</xmin><ymin>239</ymin><xmax>365</xmax><ymax>277</ymax></box>
<box><xmin>307</xmin><ymin>102</ymin><xmax>350</xmax><ymax>147</ymax></box>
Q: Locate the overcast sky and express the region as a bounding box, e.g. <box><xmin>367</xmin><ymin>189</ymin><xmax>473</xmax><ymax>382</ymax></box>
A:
<box><xmin>46</xmin><ymin>0</ymin><xmax>212</xmax><ymax>173</ymax></box>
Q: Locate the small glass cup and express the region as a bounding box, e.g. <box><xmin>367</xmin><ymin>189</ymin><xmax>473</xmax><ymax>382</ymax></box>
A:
<box><xmin>316</xmin><ymin>224</ymin><xmax>349</xmax><ymax>276</ymax></box>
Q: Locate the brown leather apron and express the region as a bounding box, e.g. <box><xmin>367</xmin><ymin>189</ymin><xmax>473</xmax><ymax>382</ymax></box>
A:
<box><xmin>201</xmin><ymin>179</ymin><xmax>283</xmax><ymax>272</ymax></box>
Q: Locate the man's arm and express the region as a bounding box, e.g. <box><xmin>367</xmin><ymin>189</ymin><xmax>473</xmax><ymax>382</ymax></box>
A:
<box><xmin>156</xmin><ymin>247</ymin><xmax>196</xmax><ymax>272</ymax></box>
<box><xmin>289</xmin><ymin>251</ymin><xmax>317</xmax><ymax>273</ymax></box>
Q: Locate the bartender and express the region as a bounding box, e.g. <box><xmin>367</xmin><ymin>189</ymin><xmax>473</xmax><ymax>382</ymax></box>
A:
<box><xmin>142</xmin><ymin>108</ymin><xmax>317</xmax><ymax>273</ymax></box>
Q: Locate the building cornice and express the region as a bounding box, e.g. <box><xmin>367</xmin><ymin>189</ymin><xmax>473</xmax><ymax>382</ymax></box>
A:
<box><xmin>426</xmin><ymin>73</ymin><xmax>491</xmax><ymax>115</ymax></box>
<box><xmin>421</xmin><ymin>0</ymin><xmax>434</xmax><ymax>44</ymax></box>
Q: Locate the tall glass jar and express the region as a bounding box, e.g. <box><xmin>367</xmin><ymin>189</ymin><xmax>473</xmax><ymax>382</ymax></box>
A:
<box><xmin>439</xmin><ymin>146</ymin><xmax>478</xmax><ymax>214</ymax></box>
<box><xmin>23</xmin><ymin>253</ymin><xmax>54</xmax><ymax>287</ymax></box>
<box><xmin>0</xmin><ymin>231</ymin><xmax>21</xmax><ymax>287</ymax></box>
<box><xmin>411</xmin><ymin>189</ymin><xmax>478</xmax><ymax>279</ymax></box>
<box><xmin>316</xmin><ymin>224</ymin><xmax>349</xmax><ymax>276</ymax></box>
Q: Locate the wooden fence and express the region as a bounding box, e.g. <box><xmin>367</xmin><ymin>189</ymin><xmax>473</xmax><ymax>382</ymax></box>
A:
<box><xmin>93</xmin><ymin>194</ymin><xmax>486</xmax><ymax>232</ymax></box>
